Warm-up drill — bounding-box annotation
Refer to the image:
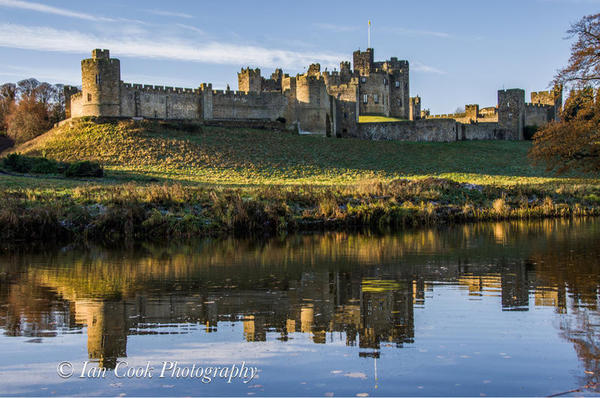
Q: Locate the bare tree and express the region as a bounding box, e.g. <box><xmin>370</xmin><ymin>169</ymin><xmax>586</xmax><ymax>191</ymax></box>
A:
<box><xmin>555</xmin><ymin>13</ymin><xmax>600</xmax><ymax>88</ymax></box>
<box><xmin>16</xmin><ymin>78</ymin><xmax>40</xmax><ymax>99</ymax></box>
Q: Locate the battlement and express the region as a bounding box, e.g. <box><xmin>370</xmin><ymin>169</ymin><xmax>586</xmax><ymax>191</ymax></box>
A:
<box><xmin>121</xmin><ymin>82</ymin><xmax>200</xmax><ymax>94</ymax></box>
<box><xmin>239</xmin><ymin>67</ymin><xmax>261</xmax><ymax>77</ymax></box>
<box><xmin>307</xmin><ymin>63</ymin><xmax>321</xmax><ymax>76</ymax></box>
<box><xmin>353</xmin><ymin>48</ymin><xmax>374</xmax><ymax>74</ymax></box>
<box><xmin>92</xmin><ymin>49</ymin><xmax>110</xmax><ymax>60</ymax></box>
<box><xmin>530</xmin><ymin>88</ymin><xmax>561</xmax><ymax>106</ymax></box>
<box><xmin>211</xmin><ymin>89</ymin><xmax>282</xmax><ymax>99</ymax></box>
<box><xmin>498</xmin><ymin>88</ymin><xmax>525</xmax><ymax>96</ymax></box>
<box><xmin>64</xmin><ymin>85</ymin><xmax>81</xmax><ymax>94</ymax></box>
<box><xmin>427</xmin><ymin>112</ymin><xmax>467</xmax><ymax>119</ymax></box>
<box><xmin>525</xmin><ymin>102</ymin><xmax>553</xmax><ymax>109</ymax></box>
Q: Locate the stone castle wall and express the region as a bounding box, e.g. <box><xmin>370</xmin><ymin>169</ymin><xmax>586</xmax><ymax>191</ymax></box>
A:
<box><xmin>524</xmin><ymin>103</ymin><xmax>555</xmax><ymax>128</ymax></box>
<box><xmin>211</xmin><ymin>90</ymin><xmax>287</xmax><ymax>120</ymax></box>
<box><xmin>65</xmin><ymin>48</ymin><xmax>558</xmax><ymax>143</ymax></box>
<box><xmin>424</xmin><ymin>87</ymin><xmax>561</xmax><ymax>140</ymax></box>
<box><xmin>67</xmin><ymin>49</ymin><xmax>331</xmax><ymax>134</ymax></box>
<box><xmin>355</xmin><ymin>119</ymin><xmax>459</xmax><ymax>142</ymax></box>
<box><xmin>119</xmin><ymin>84</ymin><xmax>200</xmax><ymax>119</ymax></box>
<box><xmin>354</xmin><ymin>119</ymin><xmax>515</xmax><ymax>142</ymax></box>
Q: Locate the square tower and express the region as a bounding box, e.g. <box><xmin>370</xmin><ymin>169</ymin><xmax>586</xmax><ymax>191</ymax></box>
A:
<box><xmin>353</xmin><ymin>48</ymin><xmax>374</xmax><ymax>75</ymax></box>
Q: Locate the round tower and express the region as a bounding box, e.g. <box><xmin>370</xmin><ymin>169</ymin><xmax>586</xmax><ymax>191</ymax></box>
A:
<box><xmin>81</xmin><ymin>49</ymin><xmax>121</xmax><ymax>117</ymax></box>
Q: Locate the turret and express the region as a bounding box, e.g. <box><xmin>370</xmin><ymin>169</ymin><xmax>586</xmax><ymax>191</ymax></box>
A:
<box><xmin>238</xmin><ymin>67</ymin><xmax>262</xmax><ymax>93</ymax></box>
<box><xmin>80</xmin><ymin>49</ymin><xmax>121</xmax><ymax>117</ymax></box>
<box><xmin>353</xmin><ymin>48</ymin><xmax>374</xmax><ymax>75</ymax></box>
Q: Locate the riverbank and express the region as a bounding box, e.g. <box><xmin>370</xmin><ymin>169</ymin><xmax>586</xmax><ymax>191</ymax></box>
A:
<box><xmin>1</xmin><ymin>177</ymin><xmax>599</xmax><ymax>244</ymax></box>
<box><xmin>1</xmin><ymin>119</ymin><xmax>599</xmax><ymax>244</ymax></box>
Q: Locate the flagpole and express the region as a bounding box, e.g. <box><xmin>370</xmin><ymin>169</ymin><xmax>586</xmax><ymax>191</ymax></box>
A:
<box><xmin>368</xmin><ymin>20</ymin><xmax>371</xmax><ymax>48</ymax></box>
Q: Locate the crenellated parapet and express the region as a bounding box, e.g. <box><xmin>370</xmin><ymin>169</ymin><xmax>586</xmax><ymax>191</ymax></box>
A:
<box><xmin>121</xmin><ymin>82</ymin><xmax>201</xmax><ymax>95</ymax></box>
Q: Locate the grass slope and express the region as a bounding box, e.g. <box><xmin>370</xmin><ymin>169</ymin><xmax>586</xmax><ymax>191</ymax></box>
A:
<box><xmin>1</xmin><ymin>119</ymin><xmax>599</xmax><ymax>244</ymax></box>
<box><xmin>7</xmin><ymin>119</ymin><xmax>597</xmax><ymax>188</ymax></box>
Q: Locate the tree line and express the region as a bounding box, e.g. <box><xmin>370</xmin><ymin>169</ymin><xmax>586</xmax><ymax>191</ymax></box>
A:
<box><xmin>0</xmin><ymin>79</ymin><xmax>66</xmax><ymax>145</ymax></box>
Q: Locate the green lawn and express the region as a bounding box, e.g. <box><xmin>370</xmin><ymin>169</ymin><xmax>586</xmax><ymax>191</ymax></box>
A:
<box><xmin>358</xmin><ymin>115</ymin><xmax>406</xmax><ymax>123</ymax></box>
<box><xmin>3</xmin><ymin>119</ymin><xmax>597</xmax><ymax>190</ymax></box>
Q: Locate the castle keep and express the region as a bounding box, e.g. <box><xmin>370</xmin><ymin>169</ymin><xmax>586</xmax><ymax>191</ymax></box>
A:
<box><xmin>65</xmin><ymin>49</ymin><xmax>562</xmax><ymax>141</ymax></box>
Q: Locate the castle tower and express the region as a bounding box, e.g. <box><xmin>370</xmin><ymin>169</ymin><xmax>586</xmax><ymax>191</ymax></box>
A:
<box><xmin>81</xmin><ymin>49</ymin><xmax>121</xmax><ymax>117</ymax></box>
<box><xmin>353</xmin><ymin>48</ymin><xmax>374</xmax><ymax>75</ymax></box>
<box><xmin>294</xmin><ymin>74</ymin><xmax>332</xmax><ymax>135</ymax></box>
<box><xmin>63</xmin><ymin>85</ymin><xmax>81</xmax><ymax>119</ymax></box>
<box><xmin>409</xmin><ymin>96</ymin><xmax>421</xmax><ymax>121</ymax></box>
<box><xmin>531</xmin><ymin>85</ymin><xmax>563</xmax><ymax>121</ymax></box>
<box><xmin>76</xmin><ymin>300</ymin><xmax>127</xmax><ymax>369</ymax></box>
<box><xmin>238</xmin><ymin>68</ymin><xmax>262</xmax><ymax>93</ymax></box>
<box><xmin>498</xmin><ymin>89</ymin><xmax>525</xmax><ymax>140</ymax></box>
<box><xmin>340</xmin><ymin>61</ymin><xmax>352</xmax><ymax>82</ymax></box>
<box><xmin>465</xmin><ymin>104</ymin><xmax>479</xmax><ymax>122</ymax></box>
<box><xmin>389</xmin><ymin>59</ymin><xmax>410</xmax><ymax>119</ymax></box>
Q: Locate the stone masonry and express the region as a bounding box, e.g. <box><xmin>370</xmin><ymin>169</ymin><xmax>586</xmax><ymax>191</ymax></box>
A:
<box><xmin>65</xmin><ymin>49</ymin><xmax>560</xmax><ymax>141</ymax></box>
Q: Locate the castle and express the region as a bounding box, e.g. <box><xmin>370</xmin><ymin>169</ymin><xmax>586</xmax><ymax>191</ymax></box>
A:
<box><xmin>64</xmin><ymin>49</ymin><xmax>562</xmax><ymax>141</ymax></box>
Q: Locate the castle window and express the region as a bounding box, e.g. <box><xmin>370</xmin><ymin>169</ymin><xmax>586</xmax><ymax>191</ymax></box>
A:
<box><xmin>361</xmin><ymin>77</ymin><xmax>366</xmax><ymax>83</ymax></box>
<box><xmin>96</xmin><ymin>74</ymin><xmax>100</xmax><ymax>85</ymax></box>
<box><xmin>87</xmin><ymin>93</ymin><xmax>92</xmax><ymax>102</ymax></box>
<box><xmin>374</xmin><ymin>94</ymin><xmax>379</xmax><ymax>104</ymax></box>
<box><xmin>363</xmin><ymin>94</ymin><xmax>368</xmax><ymax>104</ymax></box>
<box><xmin>395</xmin><ymin>81</ymin><xmax>400</xmax><ymax>88</ymax></box>
<box><xmin>383</xmin><ymin>78</ymin><xmax>387</xmax><ymax>85</ymax></box>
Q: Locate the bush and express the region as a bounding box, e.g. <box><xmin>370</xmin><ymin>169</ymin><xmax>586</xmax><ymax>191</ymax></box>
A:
<box><xmin>0</xmin><ymin>153</ymin><xmax>103</xmax><ymax>177</ymax></box>
<box><xmin>1</xmin><ymin>153</ymin><xmax>63</xmax><ymax>174</ymax></box>
<box><xmin>65</xmin><ymin>161</ymin><xmax>104</xmax><ymax>178</ymax></box>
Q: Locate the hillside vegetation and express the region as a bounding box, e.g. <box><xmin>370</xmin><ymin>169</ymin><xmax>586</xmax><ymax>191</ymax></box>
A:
<box><xmin>7</xmin><ymin>119</ymin><xmax>595</xmax><ymax>187</ymax></box>
<box><xmin>1</xmin><ymin>119</ymin><xmax>599</xmax><ymax>244</ymax></box>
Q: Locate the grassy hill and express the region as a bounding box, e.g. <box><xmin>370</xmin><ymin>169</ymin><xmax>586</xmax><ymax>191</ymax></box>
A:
<box><xmin>6</xmin><ymin>118</ymin><xmax>595</xmax><ymax>188</ymax></box>
<box><xmin>1</xmin><ymin>119</ymin><xmax>599</xmax><ymax>244</ymax></box>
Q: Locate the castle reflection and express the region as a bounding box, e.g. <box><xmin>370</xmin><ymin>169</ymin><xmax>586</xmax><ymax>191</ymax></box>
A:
<box><xmin>0</xmin><ymin>218</ymin><xmax>599</xmax><ymax>373</ymax></box>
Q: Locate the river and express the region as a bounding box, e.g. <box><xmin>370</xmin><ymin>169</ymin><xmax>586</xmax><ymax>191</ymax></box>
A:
<box><xmin>1</xmin><ymin>219</ymin><xmax>599</xmax><ymax>396</ymax></box>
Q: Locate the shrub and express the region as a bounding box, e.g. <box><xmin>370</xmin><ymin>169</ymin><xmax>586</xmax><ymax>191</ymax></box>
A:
<box><xmin>64</xmin><ymin>161</ymin><xmax>103</xmax><ymax>178</ymax></box>
<box><xmin>1</xmin><ymin>153</ymin><xmax>102</xmax><ymax>177</ymax></box>
<box><xmin>1</xmin><ymin>153</ymin><xmax>64</xmax><ymax>174</ymax></box>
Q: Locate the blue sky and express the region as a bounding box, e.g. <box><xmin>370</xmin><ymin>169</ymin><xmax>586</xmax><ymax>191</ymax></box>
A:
<box><xmin>0</xmin><ymin>0</ymin><xmax>597</xmax><ymax>113</ymax></box>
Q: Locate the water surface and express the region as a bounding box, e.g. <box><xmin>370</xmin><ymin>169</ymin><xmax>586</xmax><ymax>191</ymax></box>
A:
<box><xmin>1</xmin><ymin>219</ymin><xmax>600</xmax><ymax>396</ymax></box>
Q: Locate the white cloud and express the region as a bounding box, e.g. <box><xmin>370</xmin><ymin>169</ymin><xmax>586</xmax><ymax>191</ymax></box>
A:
<box><xmin>175</xmin><ymin>23</ymin><xmax>206</xmax><ymax>35</ymax></box>
<box><xmin>383</xmin><ymin>26</ymin><xmax>451</xmax><ymax>39</ymax></box>
<box><xmin>0</xmin><ymin>23</ymin><xmax>345</xmax><ymax>70</ymax></box>
<box><xmin>145</xmin><ymin>9</ymin><xmax>194</xmax><ymax>19</ymax></box>
<box><xmin>0</xmin><ymin>0</ymin><xmax>113</xmax><ymax>21</ymax></box>
<box><xmin>413</xmin><ymin>61</ymin><xmax>446</xmax><ymax>75</ymax></box>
